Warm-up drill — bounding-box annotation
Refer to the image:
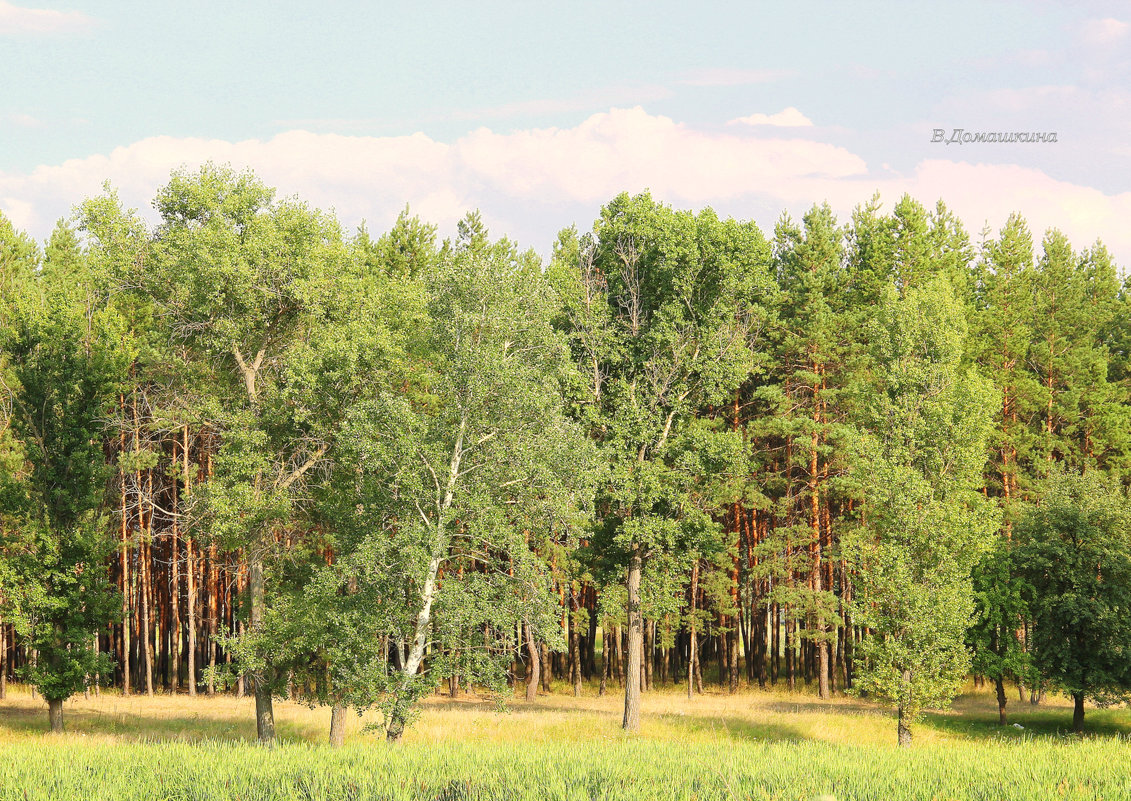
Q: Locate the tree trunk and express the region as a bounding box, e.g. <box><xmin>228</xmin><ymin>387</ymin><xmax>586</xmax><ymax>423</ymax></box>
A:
<box><xmin>785</xmin><ymin>616</ymin><xmax>795</xmax><ymax>692</ymax></box>
<box><xmin>897</xmin><ymin>707</ymin><xmax>912</xmax><ymax>747</ymax></box>
<box><xmin>727</xmin><ymin>624</ymin><xmax>738</xmax><ymax>694</ymax></box>
<box><xmin>599</xmin><ymin>629</ymin><xmax>608</xmax><ymax>696</ymax></box>
<box><xmin>207</xmin><ymin>542</ymin><xmax>218</xmax><ymax>695</ymax></box>
<box><xmin>897</xmin><ymin>668</ymin><xmax>912</xmax><ymax>747</ymax></box>
<box><xmin>329</xmin><ymin>704</ymin><xmax>347</xmax><ymax>747</ymax></box>
<box><xmin>183</xmin><ymin>427</ymin><xmax>197</xmax><ymax>696</ymax></box>
<box><xmin>524</xmin><ymin>623</ymin><xmax>539</xmax><ymax>702</ymax></box>
<box><xmin>770</xmin><ymin>603</ymin><xmax>779</xmax><ymax>686</ymax></box>
<box><xmin>688</xmin><ymin>559</ymin><xmax>699</xmax><ymax>700</ymax></box>
<box><xmin>48</xmin><ymin>698</ymin><xmax>64</xmax><ymax>733</ymax></box>
<box><xmin>1073</xmin><ymin>691</ymin><xmax>1085</xmax><ymax>733</ymax></box>
<box><xmin>613</xmin><ymin>627</ymin><xmax>623</xmax><ymax>686</ymax></box>
<box><xmin>643</xmin><ymin>619</ymin><xmax>654</xmax><ymax>692</ymax></box>
<box><xmin>0</xmin><ymin>622</ymin><xmax>6</xmax><ymax>700</ymax></box>
<box><xmin>119</xmin><ymin>409</ymin><xmax>131</xmax><ymax>697</ymax></box>
<box><xmin>249</xmin><ymin>553</ymin><xmax>276</xmax><ymax>744</ymax></box>
<box><xmin>570</xmin><ymin>597</ymin><xmax>582</xmax><ymax>697</ymax></box>
<box><xmin>186</xmin><ymin>537</ymin><xmax>197</xmax><ymax>696</ymax></box>
<box><xmin>622</xmin><ymin>546</ymin><xmax>643</xmax><ymax>733</ymax></box>
<box><xmin>388</xmin><ymin>547</ymin><xmax>444</xmax><ymax>742</ymax></box>
<box><xmin>810</xmin><ymin>412</ymin><xmax>830</xmax><ymax>700</ymax></box>
<box><xmin>141</xmin><ymin>534</ymin><xmax>154</xmax><ymax>696</ymax></box>
<box><xmin>995</xmin><ymin>675</ymin><xmax>1007</xmax><ymax>725</ymax></box>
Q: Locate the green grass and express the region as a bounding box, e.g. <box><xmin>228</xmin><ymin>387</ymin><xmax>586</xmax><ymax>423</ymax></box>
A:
<box><xmin>2</xmin><ymin>737</ymin><xmax>1131</xmax><ymax>800</ymax></box>
<box><xmin>2</xmin><ymin>683</ymin><xmax>1130</xmax><ymax>799</ymax></box>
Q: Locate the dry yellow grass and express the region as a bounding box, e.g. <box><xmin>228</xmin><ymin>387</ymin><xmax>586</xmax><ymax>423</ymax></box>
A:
<box><xmin>1</xmin><ymin>679</ymin><xmax>1116</xmax><ymax>748</ymax></box>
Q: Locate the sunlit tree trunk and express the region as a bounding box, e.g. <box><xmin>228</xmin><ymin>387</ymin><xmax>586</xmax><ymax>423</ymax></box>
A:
<box><xmin>48</xmin><ymin>698</ymin><xmax>63</xmax><ymax>733</ymax></box>
<box><xmin>897</xmin><ymin>669</ymin><xmax>912</xmax><ymax>747</ymax></box>
<box><xmin>524</xmin><ymin>622</ymin><xmax>540</xmax><ymax>702</ymax></box>
<box><xmin>622</xmin><ymin>545</ymin><xmax>643</xmax><ymax>732</ymax></box>
<box><xmin>329</xmin><ymin>705</ymin><xmax>347</xmax><ymax>747</ymax></box>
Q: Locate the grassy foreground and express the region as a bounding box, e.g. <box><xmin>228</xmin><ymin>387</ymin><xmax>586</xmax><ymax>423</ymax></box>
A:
<box><xmin>1</xmin><ymin>684</ymin><xmax>1130</xmax><ymax>800</ymax></box>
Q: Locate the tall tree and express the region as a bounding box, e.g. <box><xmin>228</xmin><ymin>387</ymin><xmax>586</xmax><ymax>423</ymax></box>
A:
<box><xmin>551</xmin><ymin>194</ymin><xmax>771</xmax><ymax>731</ymax></box>
<box><xmin>133</xmin><ymin>164</ymin><xmax>346</xmax><ymax>742</ymax></box>
<box><xmin>847</xmin><ymin>277</ymin><xmax>998</xmax><ymax>747</ymax></box>
<box><xmin>762</xmin><ymin>204</ymin><xmax>852</xmax><ymax>698</ymax></box>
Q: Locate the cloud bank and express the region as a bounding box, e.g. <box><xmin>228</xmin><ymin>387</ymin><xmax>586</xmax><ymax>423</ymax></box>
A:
<box><xmin>730</xmin><ymin>107</ymin><xmax>814</xmax><ymax>127</ymax></box>
<box><xmin>0</xmin><ymin>1</ymin><xmax>95</xmax><ymax>35</ymax></box>
<box><xmin>1</xmin><ymin>107</ymin><xmax>1127</xmax><ymax>267</ymax></box>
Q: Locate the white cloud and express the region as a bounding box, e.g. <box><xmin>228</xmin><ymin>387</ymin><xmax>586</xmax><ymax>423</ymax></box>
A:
<box><xmin>729</xmin><ymin>107</ymin><xmax>814</xmax><ymax>127</ymax></box>
<box><xmin>0</xmin><ymin>107</ymin><xmax>1127</xmax><ymax>269</ymax></box>
<box><xmin>1080</xmin><ymin>17</ymin><xmax>1128</xmax><ymax>46</ymax></box>
<box><xmin>0</xmin><ymin>1</ymin><xmax>95</xmax><ymax>34</ymax></box>
<box><xmin>889</xmin><ymin>159</ymin><xmax>1131</xmax><ymax>255</ymax></box>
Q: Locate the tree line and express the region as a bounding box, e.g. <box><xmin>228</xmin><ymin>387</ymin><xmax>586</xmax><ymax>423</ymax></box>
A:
<box><xmin>1</xmin><ymin>166</ymin><xmax>1129</xmax><ymax>745</ymax></box>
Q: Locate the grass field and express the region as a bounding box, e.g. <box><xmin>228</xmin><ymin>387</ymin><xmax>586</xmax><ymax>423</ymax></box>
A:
<box><xmin>1</xmin><ymin>682</ymin><xmax>1130</xmax><ymax>799</ymax></box>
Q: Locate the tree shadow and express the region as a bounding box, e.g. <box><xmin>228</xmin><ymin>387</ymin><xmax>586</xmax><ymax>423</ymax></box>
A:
<box><xmin>0</xmin><ymin>697</ymin><xmax>323</xmax><ymax>744</ymax></box>
<box><xmin>921</xmin><ymin>703</ymin><xmax>1131</xmax><ymax>741</ymax></box>
<box><xmin>759</xmin><ymin>699</ymin><xmax>884</xmax><ymax>718</ymax></box>
<box><xmin>654</xmin><ymin>711</ymin><xmax>811</xmax><ymax>743</ymax></box>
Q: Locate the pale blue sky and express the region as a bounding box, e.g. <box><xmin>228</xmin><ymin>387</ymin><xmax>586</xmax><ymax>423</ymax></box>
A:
<box><xmin>2</xmin><ymin>1</ymin><xmax>1129</xmax><ymax>263</ymax></box>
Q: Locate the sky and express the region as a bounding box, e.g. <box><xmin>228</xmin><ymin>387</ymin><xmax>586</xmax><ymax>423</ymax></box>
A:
<box><xmin>2</xmin><ymin>0</ymin><xmax>1130</xmax><ymax>266</ymax></box>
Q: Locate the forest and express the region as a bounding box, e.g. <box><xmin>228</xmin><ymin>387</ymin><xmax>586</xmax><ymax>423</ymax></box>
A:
<box><xmin>2</xmin><ymin>162</ymin><xmax>1131</xmax><ymax>760</ymax></box>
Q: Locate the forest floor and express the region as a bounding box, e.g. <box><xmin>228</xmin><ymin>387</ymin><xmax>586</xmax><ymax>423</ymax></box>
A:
<box><xmin>0</xmin><ymin>679</ymin><xmax>1126</xmax><ymax>746</ymax></box>
<box><xmin>2</xmin><ymin>683</ymin><xmax>1130</xmax><ymax>800</ymax></box>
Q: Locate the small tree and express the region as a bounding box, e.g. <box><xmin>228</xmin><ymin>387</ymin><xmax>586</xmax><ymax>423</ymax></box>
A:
<box><xmin>1015</xmin><ymin>470</ymin><xmax>1131</xmax><ymax>733</ymax></box>
<box><xmin>0</xmin><ymin>266</ymin><xmax>125</xmax><ymax>732</ymax></box>
<box><xmin>968</xmin><ymin>537</ymin><xmax>1032</xmax><ymax>725</ymax></box>
<box><xmin>846</xmin><ymin>277</ymin><xmax>998</xmax><ymax>746</ymax></box>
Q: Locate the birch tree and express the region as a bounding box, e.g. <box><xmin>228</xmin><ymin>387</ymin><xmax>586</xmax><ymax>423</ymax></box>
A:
<box><xmin>317</xmin><ymin>215</ymin><xmax>591</xmax><ymax>741</ymax></box>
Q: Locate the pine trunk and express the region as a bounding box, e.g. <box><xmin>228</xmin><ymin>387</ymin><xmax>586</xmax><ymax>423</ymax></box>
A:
<box><xmin>688</xmin><ymin>559</ymin><xmax>699</xmax><ymax>699</ymax></box>
<box><xmin>570</xmin><ymin>597</ymin><xmax>582</xmax><ymax>697</ymax></box>
<box><xmin>524</xmin><ymin>623</ymin><xmax>539</xmax><ymax>702</ymax></box>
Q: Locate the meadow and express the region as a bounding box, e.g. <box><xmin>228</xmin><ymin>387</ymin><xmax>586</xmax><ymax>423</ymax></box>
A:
<box><xmin>1</xmin><ymin>682</ymin><xmax>1130</xmax><ymax>800</ymax></box>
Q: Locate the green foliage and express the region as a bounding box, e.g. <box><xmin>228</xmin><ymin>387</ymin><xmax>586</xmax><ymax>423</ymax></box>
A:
<box><xmin>296</xmin><ymin>214</ymin><xmax>593</xmax><ymax>733</ymax></box>
<box><xmin>847</xmin><ymin>277</ymin><xmax>999</xmax><ymax>729</ymax></box>
<box><xmin>968</xmin><ymin>538</ymin><xmax>1033</xmax><ymax>690</ymax></box>
<box><xmin>0</xmin><ymin>239</ymin><xmax>126</xmax><ymax>702</ymax></box>
<box><xmin>1014</xmin><ymin>470</ymin><xmax>1131</xmax><ymax>707</ymax></box>
<box><xmin>551</xmin><ymin>192</ymin><xmax>771</xmax><ymax>582</ymax></box>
